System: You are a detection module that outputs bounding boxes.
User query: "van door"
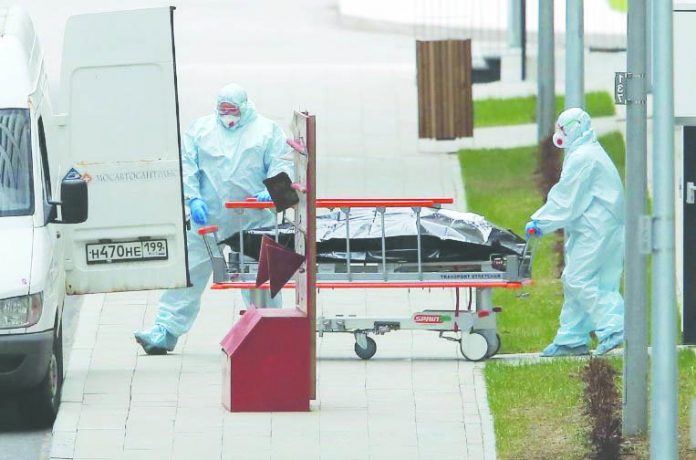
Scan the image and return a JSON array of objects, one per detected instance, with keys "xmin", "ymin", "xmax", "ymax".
[{"xmin": 57, "ymin": 7, "xmax": 189, "ymax": 294}]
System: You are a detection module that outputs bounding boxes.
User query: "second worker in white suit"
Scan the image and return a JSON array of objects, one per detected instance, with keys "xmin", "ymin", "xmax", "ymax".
[{"xmin": 525, "ymin": 108, "xmax": 625, "ymax": 357}]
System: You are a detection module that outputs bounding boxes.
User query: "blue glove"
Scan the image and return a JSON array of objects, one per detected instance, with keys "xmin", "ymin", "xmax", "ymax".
[
  {"xmin": 525, "ymin": 220, "xmax": 542, "ymax": 238},
  {"xmin": 254, "ymin": 190, "xmax": 272, "ymax": 202},
  {"xmin": 189, "ymin": 198, "xmax": 208, "ymax": 225}
]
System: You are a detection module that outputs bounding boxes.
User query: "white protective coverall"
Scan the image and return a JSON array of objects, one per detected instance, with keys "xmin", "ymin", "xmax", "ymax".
[
  {"xmin": 530, "ymin": 108, "xmax": 625, "ymax": 357},
  {"xmin": 135, "ymin": 83, "xmax": 292, "ymax": 354}
]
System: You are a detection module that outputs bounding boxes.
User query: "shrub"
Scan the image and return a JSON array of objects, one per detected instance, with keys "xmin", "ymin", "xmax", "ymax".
[{"xmin": 581, "ymin": 358, "xmax": 623, "ymax": 460}]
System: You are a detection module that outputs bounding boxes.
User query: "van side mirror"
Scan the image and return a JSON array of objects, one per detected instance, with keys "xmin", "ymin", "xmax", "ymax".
[{"xmin": 52, "ymin": 174, "xmax": 88, "ymax": 224}]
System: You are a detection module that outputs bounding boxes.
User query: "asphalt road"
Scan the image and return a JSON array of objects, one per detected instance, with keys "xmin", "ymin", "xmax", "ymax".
[{"xmin": 0, "ymin": 296, "xmax": 81, "ymax": 460}]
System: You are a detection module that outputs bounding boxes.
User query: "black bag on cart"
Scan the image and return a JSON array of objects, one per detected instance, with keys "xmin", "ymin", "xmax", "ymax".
[{"xmin": 223, "ymin": 208, "xmax": 526, "ymax": 265}]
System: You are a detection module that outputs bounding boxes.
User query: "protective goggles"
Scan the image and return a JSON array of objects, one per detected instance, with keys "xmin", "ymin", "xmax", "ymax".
[
  {"xmin": 556, "ymin": 118, "xmax": 580, "ymax": 136},
  {"xmin": 217, "ymin": 102, "xmax": 241, "ymax": 116}
]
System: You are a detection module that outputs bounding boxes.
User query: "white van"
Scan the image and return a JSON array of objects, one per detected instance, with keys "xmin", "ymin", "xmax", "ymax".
[{"xmin": 0, "ymin": 6, "xmax": 190, "ymax": 426}]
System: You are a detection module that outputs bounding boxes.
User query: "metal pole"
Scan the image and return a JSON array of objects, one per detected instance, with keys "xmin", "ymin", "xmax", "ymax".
[
  {"xmin": 379, "ymin": 208, "xmax": 387, "ymax": 280},
  {"xmin": 537, "ymin": 0, "xmax": 555, "ymax": 141},
  {"xmin": 623, "ymin": 0, "xmax": 649, "ymax": 437},
  {"xmin": 238, "ymin": 212, "xmax": 246, "ymax": 275},
  {"xmin": 508, "ymin": 0, "xmax": 522, "ymax": 47},
  {"xmin": 564, "ymin": 0, "xmax": 584, "ymax": 109},
  {"xmin": 521, "ymin": 0, "xmax": 527, "ymax": 81},
  {"xmin": 646, "ymin": 0, "xmax": 653, "ymax": 92},
  {"xmin": 415, "ymin": 207, "xmax": 423, "ymax": 280},
  {"xmin": 651, "ymin": 0, "xmax": 678, "ymax": 457},
  {"xmin": 344, "ymin": 208, "xmax": 351, "ymax": 281}
]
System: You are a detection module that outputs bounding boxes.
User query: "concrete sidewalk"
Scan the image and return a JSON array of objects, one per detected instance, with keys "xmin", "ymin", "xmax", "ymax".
[{"xmin": 50, "ymin": 286, "xmax": 496, "ymax": 460}]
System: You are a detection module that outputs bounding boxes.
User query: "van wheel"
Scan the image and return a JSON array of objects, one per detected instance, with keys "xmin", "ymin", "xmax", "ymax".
[{"xmin": 24, "ymin": 324, "xmax": 63, "ymax": 428}]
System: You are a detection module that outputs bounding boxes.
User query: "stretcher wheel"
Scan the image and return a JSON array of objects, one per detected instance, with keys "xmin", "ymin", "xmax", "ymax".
[
  {"xmin": 460, "ymin": 332, "xmax": 488, "ymax": 362},
  {"xmin": 354, "ymin": 337, "xmax": 377, "ymax": 360},
  {"xmin": 486, "ymin": 333, "xmax": 502, "ymax": 358}
]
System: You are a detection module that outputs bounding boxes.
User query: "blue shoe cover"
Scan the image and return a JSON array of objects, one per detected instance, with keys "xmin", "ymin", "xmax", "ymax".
[
  {"xmin": 134, "ymin": 324, "xmax": 178, "ymax": 355},
  {"xmin": 593, "ymin": 332, "xmax": 624, "ymax": 356},
  {"xmin": 541, "ymin": 343, "xmax": 589, "ymax": 357}
]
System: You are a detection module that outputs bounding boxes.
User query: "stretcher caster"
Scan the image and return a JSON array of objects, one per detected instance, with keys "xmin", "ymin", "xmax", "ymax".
[
  {"xmin": 486, "ymin": 333, "xmax": 502, "ymax": 358},
  {"xmin": 475, "ymin": 330, "xmax": 501, "ymax": 359},
  {"xmin": 354, "ymin": 336, "xmax": 377, "ymax": 360},
  {"xmin": 459, "ymin": 332, "xmax": 488, "ymax": 362}
]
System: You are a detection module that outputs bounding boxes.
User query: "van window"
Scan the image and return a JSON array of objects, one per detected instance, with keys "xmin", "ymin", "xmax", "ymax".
[
  {"xmin": 0, "ymin": 109, "xmax": 33, "ymax": 217},
  {"xmin": 37, "ymin": 117, "xmax": 55, "ymax": 222}
]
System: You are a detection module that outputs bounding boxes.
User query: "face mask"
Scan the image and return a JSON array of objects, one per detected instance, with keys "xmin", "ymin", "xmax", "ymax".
[
  {"xmin": 219, "ymin": 114, "xmax": 241, "ymax": 128},
  {"xmin": 552, "ymin": 130, "xmax": 567, "ymax": 148},
  {"xmin": 552, "ymin": 118, "xmax": 580, "ymax": 149}
]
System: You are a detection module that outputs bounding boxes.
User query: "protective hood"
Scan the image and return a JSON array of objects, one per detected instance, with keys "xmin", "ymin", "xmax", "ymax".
[
  {"xmin": 215, "ymin": 83, "xmax": 257, "ymax": 130},
  {"xmin": 554, "ymin": 107, "xmax": 597, "ymax": 152}
]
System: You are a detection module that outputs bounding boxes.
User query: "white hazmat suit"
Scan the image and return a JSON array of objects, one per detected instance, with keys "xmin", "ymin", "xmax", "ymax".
[
  {"xmin": 135, "ymin": 83, "xmax": 292, "ymax": 354},
  {"xmin": 527, "ymin": 108, "xmax": 625, "ymax": 357}
]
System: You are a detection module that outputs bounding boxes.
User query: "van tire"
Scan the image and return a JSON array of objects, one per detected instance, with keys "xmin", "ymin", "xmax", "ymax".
[{"xmin": 24, "ymin": 324, "xmax": 63, "ymax": 428}]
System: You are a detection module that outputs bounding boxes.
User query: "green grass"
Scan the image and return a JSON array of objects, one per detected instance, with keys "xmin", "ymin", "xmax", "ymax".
[
  {"xmin": 485, "ymin": 351, "xmax": 696, "ymax": 459},
  {"xmin": 676, "ymin": 350, "xmax": 696, "ymax": 458},
  {"xmin": 485, "ymin": 358, "xmax": 593, "ymax": 459},
  {"xmin": 459, "ymin": 132, "xmax": 626, "ymax": 353},
  {"xmin": 474, "ymin": 91, "xmax": 616, "ymax": 128},
  {"xmin": 608, "ymin": 0, "xmax": 628, "ymax": 13}
]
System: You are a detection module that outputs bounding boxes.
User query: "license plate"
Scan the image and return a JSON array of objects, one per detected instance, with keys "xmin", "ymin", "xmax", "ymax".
[{"xmin": 86, "ymin": 239, "xmax": 168, "ymax": 264}]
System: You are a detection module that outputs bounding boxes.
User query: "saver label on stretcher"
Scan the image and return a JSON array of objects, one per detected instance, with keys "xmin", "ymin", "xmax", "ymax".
[{"xmin": 413, "ymin": 314, "xmax": 452, "ymax": 324}]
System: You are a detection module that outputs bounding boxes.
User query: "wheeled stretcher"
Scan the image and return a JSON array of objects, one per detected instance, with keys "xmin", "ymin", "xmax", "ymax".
[{"xmin": 199, "ymin": 198, "xmax": 537, "ymax": 362}]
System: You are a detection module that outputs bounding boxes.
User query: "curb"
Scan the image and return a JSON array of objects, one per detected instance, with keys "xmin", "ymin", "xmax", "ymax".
[{"xmin": 50, "ymin": 294, "xmax": 104, "ymax": 460}]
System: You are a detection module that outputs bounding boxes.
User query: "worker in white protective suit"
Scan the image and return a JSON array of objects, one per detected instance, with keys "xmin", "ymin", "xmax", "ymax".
[
  {"xmin": 134, "ymin": 83, "xmax": 293, "ymax": 355},
  {"xmin": 525, "ymin": 108, "xmax": 625, "ymax": 357}
]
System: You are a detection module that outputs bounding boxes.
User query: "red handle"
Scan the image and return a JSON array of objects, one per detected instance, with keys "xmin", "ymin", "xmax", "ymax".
[
  {"xmin": 226, "ymin": 201, "xmax": 275, "ymax": 209},
  {"xmin": 318, "ymin": 197, "xmax": 453, "ymax": 205},
  {"xmin": 197, "ymin": 225, "xmax": 219, "ymax": 235},
  {"xmin": 225, "ymin": 197, "xmax": 455, "ymax": 209},
  {"xmin": 316, "ymin": 199, "xmax": 436, "ymax": 208}
]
